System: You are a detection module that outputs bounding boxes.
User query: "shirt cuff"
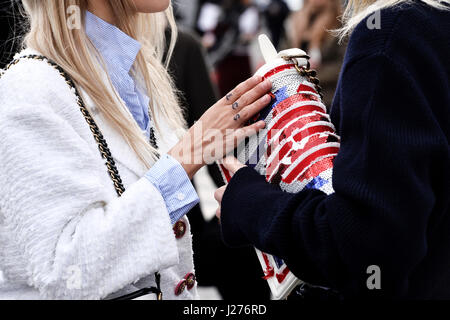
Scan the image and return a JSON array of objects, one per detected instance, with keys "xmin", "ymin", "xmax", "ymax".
[{"xmin": 145, "ymin": 154, "xmax": 199, "ymax": 225}]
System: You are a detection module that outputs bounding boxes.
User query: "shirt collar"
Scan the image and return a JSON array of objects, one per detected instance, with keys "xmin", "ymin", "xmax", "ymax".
[{"xmin": 85, "ymin": 10, "xmax": 141, "ymax": 73}]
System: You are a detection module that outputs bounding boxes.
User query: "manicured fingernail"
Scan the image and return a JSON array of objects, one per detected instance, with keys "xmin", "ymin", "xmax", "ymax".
[{"xmin": 263, "ymin": 94, "xmax": 271, "ymax": 102}]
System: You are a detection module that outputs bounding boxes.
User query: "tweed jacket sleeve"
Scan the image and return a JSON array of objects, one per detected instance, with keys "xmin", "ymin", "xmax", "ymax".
[{"xmin": 0, "ymin": 57, "xmax": 180, "ymax": 299}]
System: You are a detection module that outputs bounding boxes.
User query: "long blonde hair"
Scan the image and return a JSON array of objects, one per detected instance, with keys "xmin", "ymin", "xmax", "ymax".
[
  {"xmin": 20, "ymin": 0, "xmax": 186, "ymax": 166},
  {"xmin": 340, "ymin": 0, "xmax": 450, "ymax": 38}
]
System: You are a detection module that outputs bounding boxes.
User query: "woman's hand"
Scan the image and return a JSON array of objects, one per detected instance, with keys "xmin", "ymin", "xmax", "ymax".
[
  {"xmin": 214, "ymin": 157, "xmax": 246, "ymax": 219},
  {"xmin": 169, "ymin": 75, "xmax": 272, "ymax": 179}
]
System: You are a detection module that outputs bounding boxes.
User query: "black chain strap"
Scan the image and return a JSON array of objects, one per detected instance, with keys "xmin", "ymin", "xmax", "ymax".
[
  {"xmin": 1, "ymin": 54, "xmax": 163, "ymax": 300},
  {"xmin": 281, "ymin": 54, "xmax": 323, "ymax": 99}
]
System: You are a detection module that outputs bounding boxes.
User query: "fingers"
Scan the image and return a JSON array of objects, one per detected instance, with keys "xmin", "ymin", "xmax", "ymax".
[
  {"xmin": 233, "ymin": 79, "xmax": 272, "ymax": 111},
  {"xmin": 214, "ymin": 186, "xmax": 226, "ymax": 203},
  {"xmin": 233, "ymin": 120, "xmax": 266, "ymax": 145},
  {"xmin": 215, "ymin": 185, "xmax": 227, "ymax": 220},
  {"xmin": 222, "ymin": 156, "xmax": 246, "ymax": 175},
  {"xmin": 216, "ymin": 207, "xmax": 221, "ymax": 219},
  {"xmin": 230, "ymin": 120, "xmax": 265, "ymax": 151},
  {"xmin": 224, "ymin": 75, "xmax": 263, "ymax": 104},
  {"xmin": 239, "ymin": 94, "xmax": 272, "ymax": 121}
]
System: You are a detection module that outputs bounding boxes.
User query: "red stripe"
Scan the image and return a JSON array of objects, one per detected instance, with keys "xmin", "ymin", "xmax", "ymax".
[
  {"xmin": 263, "ymin": 253, "xmax": 271, "ymax": 267},
  {"xmin": 272, "ymin": 93, "xmax": 324, "ymax": 119},
  {"xmin": 269, "ymin": 123, "xmax": 333, "ymax": 151},
  {"xmin": 276, "ymin": 267, "xmax": 291, "ymax": 283},
  {"xmin": 261, "ymin": 252, "xmax": 290, "ymax": 283},
  {"xmin": 284, "ymin": 146, "xmax": 340, "ymax": 183},
  {"xmin": 298, "ymin": 156, "xmax": 336, "ymax": 182},
  {"xmin": 297, "ymin": 83, "xmax": 318, "ymax": 95},
  {"xmin": 261, "ymin": 253, "xmax": 275, "ymax": 280},
  {"xmin": 268, "ymin": 112, "xmax": 326, "ymax": 141},
  {"xmin": 267, "ymin": 135, "xmax": 330, "ymax": 180},
  {"xmin": 220, "ymin": 164, "xmax": 232, "ymax": 183},
  {"xmin": 268, "ymin": 103, "xmax": 325, "ymax": 140},
  {"xmin": 270, "ymin": 105, "xmax": 325, "ymax": 139},
  {"xmin": 292, "ymin": 125, "xmax": 334, "ymax": 143},
  {"xmin": 267, "ymin": 129, "xmax": 334, "ymax": 178},
  {"xmin": 262, "ymin": 64, "xmax": 295, "ymax": 79},
  {"xmin": 267, "ymin": 133, "xmax": 325, "ymax": 175}
]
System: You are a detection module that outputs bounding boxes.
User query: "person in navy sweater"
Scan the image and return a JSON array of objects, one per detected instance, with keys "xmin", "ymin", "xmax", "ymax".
[{"xmin": 214, "ymin": 0, "xmax": 450, "ymax": 299}]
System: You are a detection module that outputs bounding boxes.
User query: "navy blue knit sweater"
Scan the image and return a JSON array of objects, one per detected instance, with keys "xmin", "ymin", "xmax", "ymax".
[{"xmin": 220, "ymin": 1, "xmax": 450, "ymax": 299}]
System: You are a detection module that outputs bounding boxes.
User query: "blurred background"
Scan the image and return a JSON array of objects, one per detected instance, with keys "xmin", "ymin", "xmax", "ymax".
[{"xmin": 0, "ymin": 0, "xmax": 348, "ymax": 300}]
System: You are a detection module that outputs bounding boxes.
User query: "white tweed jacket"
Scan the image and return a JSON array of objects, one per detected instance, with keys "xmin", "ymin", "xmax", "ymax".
[{"xmin": 0, "ymin": 48, "xmax": 197, "ymax": 300}]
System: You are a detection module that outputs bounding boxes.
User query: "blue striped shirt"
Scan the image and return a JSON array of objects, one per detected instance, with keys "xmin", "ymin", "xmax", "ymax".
[{"xmin": 85, "ymin": 11, "xmax": 199, "ymax": 224}]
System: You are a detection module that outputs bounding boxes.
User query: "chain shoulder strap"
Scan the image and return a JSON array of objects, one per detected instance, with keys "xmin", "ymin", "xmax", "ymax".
[
  {"xmin": 3, "ymin": 54, "xmax": 128, "ymax": 196},
  {"xmin": 1, "ymin": 54, "xmax": 163, "ymax": 300},
  {"xmin": 281, "ymin": 54, "xmax": 323, "ymax": 99}
]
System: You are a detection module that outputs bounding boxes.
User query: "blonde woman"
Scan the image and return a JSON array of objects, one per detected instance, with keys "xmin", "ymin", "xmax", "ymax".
[
  {"xmin": 0, "ymin": 0, "xmax": 272, "ymax": 299},
  {"xmin": 215, "ymin": 0, "xmax": 450, "ymax": 299}
]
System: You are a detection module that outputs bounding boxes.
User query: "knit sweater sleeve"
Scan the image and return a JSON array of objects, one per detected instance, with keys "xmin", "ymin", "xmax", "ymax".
[
  {"xmin": 220, "ymin": 51, "xmax": 446, "ymax": 298},
  {"xmin": 0, "ymin": 64, "xmax": 180, "ymax": 299}
]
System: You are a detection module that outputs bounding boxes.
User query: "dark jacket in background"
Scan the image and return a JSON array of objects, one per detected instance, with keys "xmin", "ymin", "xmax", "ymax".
[{"xmin": 0, "ymin": 0, "xmax": 22, "ymax": 69}]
